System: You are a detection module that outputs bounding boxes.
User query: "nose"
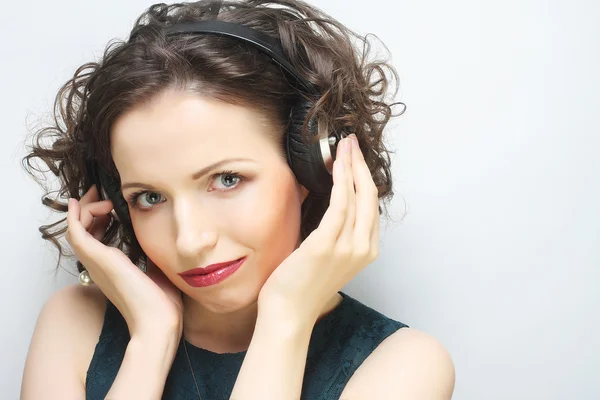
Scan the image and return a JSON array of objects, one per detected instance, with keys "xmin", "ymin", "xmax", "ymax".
[{"xmin": 173, "ymin": 196, "xmax": 217, "ymax": 260}]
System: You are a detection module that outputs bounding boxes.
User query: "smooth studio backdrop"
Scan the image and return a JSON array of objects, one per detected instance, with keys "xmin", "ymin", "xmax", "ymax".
[{"xmin": 2, "ymin": 0, "xmax": 599, "ymax": 398}]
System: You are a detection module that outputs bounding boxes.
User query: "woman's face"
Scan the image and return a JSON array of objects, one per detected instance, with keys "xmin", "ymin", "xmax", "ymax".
[{"xmin": 111, "ymin": 88, "xmax": 309, "ymax": 312}]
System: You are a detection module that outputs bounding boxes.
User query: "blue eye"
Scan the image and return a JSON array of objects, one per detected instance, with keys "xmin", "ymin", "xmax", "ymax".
[
  {"xmin": 126, "ymin": 170, "xmax": 245, "ymax": 211},
  {"xmin": 212, "ymin": 170, "xmax": 242, "ymax": 190},
  {"xmin": 131, "ymin": 192, "xmax": 164, "ymax": 209},
  {"xmin": 125, "ymin": 190, "xmax": 165, "ymax": 211}
]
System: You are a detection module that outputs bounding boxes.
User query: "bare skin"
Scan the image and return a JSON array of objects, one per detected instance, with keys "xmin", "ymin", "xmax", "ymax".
[{"xmin": 21, "ymin": 89, "xmax": 454, "ymax": 399}]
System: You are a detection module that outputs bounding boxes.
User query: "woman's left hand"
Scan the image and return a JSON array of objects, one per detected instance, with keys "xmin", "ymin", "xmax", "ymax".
[{"xmin": 259, "ymin": 134, "xmax": 380, "ymax": 325}]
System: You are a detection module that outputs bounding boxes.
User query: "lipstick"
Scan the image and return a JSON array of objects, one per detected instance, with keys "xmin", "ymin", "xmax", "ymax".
[{"xmin": 178, "ymin": 257, "xmax": 246, "ymax": 288}]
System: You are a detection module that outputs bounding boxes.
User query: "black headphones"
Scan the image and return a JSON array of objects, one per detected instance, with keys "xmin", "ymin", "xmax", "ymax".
[{"xmin": 86, "ymin": 20, "xmax": 345, "ymax": 236}]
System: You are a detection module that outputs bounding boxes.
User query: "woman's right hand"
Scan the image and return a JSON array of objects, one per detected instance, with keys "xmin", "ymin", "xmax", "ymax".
[{"xmin": 65, "ymin": 184, "xmax": 183, "ymax": 340}]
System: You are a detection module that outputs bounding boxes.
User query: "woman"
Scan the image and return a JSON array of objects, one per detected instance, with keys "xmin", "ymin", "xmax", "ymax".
[{"xmin": 21, "ymin": 0, "xmax": 455, "ymax": 398}]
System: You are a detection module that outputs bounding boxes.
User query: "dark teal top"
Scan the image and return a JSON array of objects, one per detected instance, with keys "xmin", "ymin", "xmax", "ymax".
[{"xmin": 85, "ymin": 291, "xmax": 408, "ymax": 399}]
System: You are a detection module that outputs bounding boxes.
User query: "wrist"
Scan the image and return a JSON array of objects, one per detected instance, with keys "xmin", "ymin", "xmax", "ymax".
[
  {"xmin": 129, "ymin": 333, "xmax": 179, "ymax": 377},
  {"xmin": 257, "ymin": 297, "xmax": 316, "ymax": 338},
  {"xmin": 130, "ymin": 327, "xmax": 181, "ymax": 361},
  {"xmin": 131, "ymin": 317, "xmax": 182, "ymax": 342},
  {"xmin": 231, "ymin": 299, "xmax": 314, "ymax": 399}
]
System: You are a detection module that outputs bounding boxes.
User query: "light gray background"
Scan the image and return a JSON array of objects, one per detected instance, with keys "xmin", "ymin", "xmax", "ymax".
[{"xmin": 2, "ymin": 0, "xmax": 599, "ymax": 399}]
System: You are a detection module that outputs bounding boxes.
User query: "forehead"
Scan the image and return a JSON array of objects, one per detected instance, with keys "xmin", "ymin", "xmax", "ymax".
[{"xmin": 110, "ymin": 89, "xmax": 280, "ymax": 166}]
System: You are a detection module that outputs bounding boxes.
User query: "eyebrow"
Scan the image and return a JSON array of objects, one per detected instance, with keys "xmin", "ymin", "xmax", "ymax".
[{"xmin": 120, "ymin": 157, "xmax": 254, "ymax": 191}]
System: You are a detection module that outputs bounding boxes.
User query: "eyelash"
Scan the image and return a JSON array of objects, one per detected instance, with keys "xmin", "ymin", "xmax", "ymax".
[{"xmin": 126, "ymin": 170, "xmax": 244, "ymax": 211}]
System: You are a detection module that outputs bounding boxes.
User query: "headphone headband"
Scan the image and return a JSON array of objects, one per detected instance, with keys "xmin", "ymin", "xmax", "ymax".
[{"xmin": 129, "ymin": 19, "xmax": 318, "ymax": 96}]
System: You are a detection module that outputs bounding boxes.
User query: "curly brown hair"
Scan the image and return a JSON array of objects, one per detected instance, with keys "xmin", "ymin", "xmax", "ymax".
[{"xmin": 21, "ymin": 0, "xmax": 405, "ymax": 275}]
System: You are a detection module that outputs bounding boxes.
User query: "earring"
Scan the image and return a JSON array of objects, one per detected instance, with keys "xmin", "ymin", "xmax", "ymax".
[{"xmin": 79, "ymin": 269, "xmax": 93, "ymax": 286}]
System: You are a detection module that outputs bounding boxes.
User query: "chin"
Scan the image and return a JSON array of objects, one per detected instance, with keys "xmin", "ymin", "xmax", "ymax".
[{"xmin": 191, "ymin": 284, "xmax": 262, "ymax": 314}]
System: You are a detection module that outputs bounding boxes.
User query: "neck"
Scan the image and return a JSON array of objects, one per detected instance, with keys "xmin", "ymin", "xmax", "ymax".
[{"xmin": 181, "ymin": 294, "xmax": 259, "ymax": 354}]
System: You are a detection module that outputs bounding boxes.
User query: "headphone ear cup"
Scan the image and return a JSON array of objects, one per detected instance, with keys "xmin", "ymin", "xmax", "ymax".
[
  {"xmin": 286, "ymin": 98, "xmax": 336, "ymax": 196},
  {"xmin": 97, "ymin": 184, "xmax": 120, "ymax": 222},
  {"xmin": 95, "ymin": 163, "xmax": 133, "ymax": 230},
  {"xmin": 86, "ymin": 161, "xmax": 149, "ymax": 268}
]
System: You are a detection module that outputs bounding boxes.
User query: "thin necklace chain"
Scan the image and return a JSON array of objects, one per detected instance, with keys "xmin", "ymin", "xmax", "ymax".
[{"xmin": 181, "ymin": 336, "xmax": 202, "ymax": 400}]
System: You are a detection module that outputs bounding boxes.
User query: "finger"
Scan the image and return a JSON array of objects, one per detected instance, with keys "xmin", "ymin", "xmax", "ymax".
[
  {"xmin": 350, "ymin": 136, "xmax": 379, "ymax": 249},
  {"xmin": 370, "ymin": 211, "xmax": 380, "ymax": 260},
  {"xmin": 67, "ymin": 198, "xmax": 130, "ymax": 287},
  {"xmin": 89, "ymin": 214, "xmax": 112, "ymax": 241},
  {"xmin": 79, "ymin": 200, "xmax": 114, "ymax": 232},
  {"xmin": 78, "ymin": 184, "xmax": 112, "ymax": 227},
  {"xmin": 66, "ymin": 198, "xmax": 103, "ymax": 253},
  {"xmin": 309, "ymin": 138, "xmax": 350, "ymax": 248},
  {"xmin": 337, "ymin": 136, "xmax": 356, "ymax": 246},
  {"xmin": 79, "ymin": 184, "xmax": 100, "ymax": 205}
]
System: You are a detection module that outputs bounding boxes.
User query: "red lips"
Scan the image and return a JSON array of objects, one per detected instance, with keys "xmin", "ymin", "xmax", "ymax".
[
  {"xmin": 179, "ymin": 257, "xmax": 245, "ymax": 276},
  {"xmin": 178, "ymin": 257, "xmax": 246, "ymax": 288}
]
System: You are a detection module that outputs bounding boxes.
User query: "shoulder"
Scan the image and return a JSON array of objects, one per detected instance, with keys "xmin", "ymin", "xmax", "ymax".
[
  {"xmin": 46, "ymin": 284, "xmax": 108, "ymax": 379},
  {"xmin": 21, "ymin": 283, "xmax": 107, "ymax": 397},
  {"xmin": 340, "ymin": 328, "xmax": 455, "ymax": 399}
]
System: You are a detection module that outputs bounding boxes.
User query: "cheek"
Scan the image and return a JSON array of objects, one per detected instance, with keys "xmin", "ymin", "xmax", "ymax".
[
  {"xmin": 130, "ymin": 216, "xmax": 170, "ymax": 267},
  {"xmin": 240, "ymin": 177, "xmax": 301, "ymax": 237},
  {"xmin": 241, "ymin": 177, "xmax": 304, "ymax": 272}
]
